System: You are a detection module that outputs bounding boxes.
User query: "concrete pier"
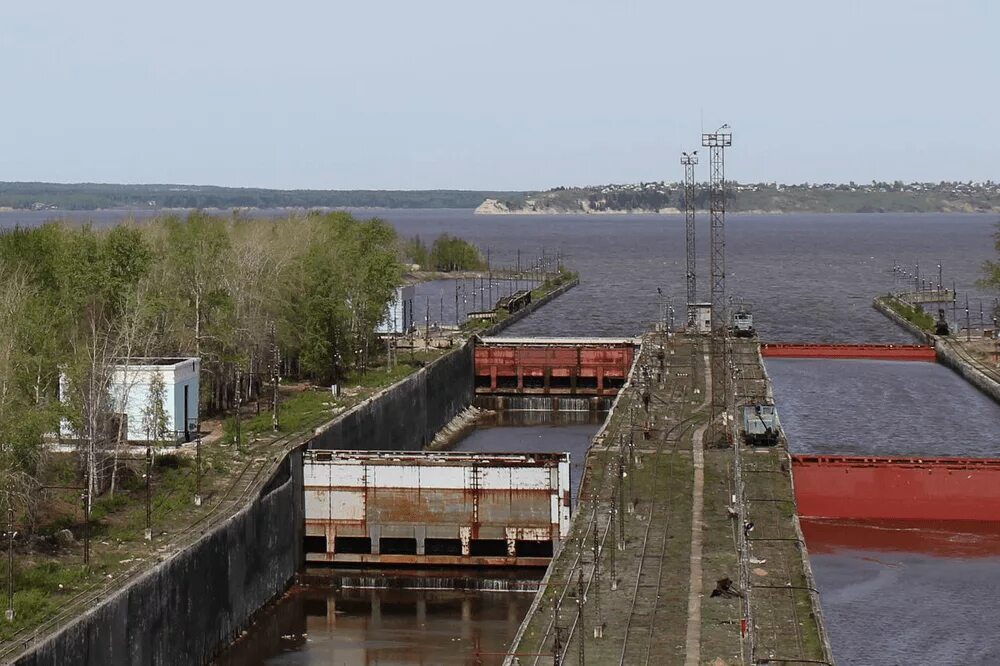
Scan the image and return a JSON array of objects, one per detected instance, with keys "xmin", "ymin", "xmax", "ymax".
[{"xmin": 505, "ymin": 335, "xmax": 832, "ymax": 666}]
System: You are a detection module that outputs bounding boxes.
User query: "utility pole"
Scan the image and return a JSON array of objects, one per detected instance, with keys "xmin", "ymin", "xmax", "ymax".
[
  {"xmin": 455, "ymin": 281, "xmax": 460, "ymax": 326},
  {"xmin": 6, "ymin": 505, "xmax": 14, "ymax": 621},
  {"xmin": 682, "ymin": 150, "xmax": 699, "ymax": 326},
  {"xmin": 703, "ymin": 125, "xmax": 732, "ymax": 445},
  {"xmin": 953, "ymin": 280, "xmax": 958, "ymax": 330},
  {"xmin": 234, "ymin": 367, "xmax": 242, "ymax": 449},
  {"xmin": 591, "ymin": 496, "xmax": 601, "ymax": 638},
  {"xmin": 194, "ymin": 429, "xmax": 203, "ymax": 507},
  {"xmin": 271, "ymin": 323, "xmax": 280, "ymax": 432},
  {"xmin": 144, "ymin": 447, "xmax": 152, "ymax": 541},
  {"xmin": 576, "ymin": 567, "xmax": 585, "ymax": 666},
  {"xmin": 82, "ymin": 468, "xmax": 90, "ymax": 567},
  {"xmin": 966, "ymin": 294, "xmax": 971, "ymax": 342}
]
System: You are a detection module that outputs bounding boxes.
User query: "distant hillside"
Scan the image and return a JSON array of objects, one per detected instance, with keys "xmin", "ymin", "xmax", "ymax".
[
  {"xmin": 476, "ymin": 181, "xmax": 1000, "ymax": 214},
  {"xmin": 0, "ymin": 182, "xmax": 530, "ymax": 211}
]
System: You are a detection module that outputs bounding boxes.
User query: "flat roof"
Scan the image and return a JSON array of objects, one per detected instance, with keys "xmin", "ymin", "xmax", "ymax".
[
  {"xmin": 478, "ymin": 336, "xmax": 639, "ymax": 346},
  {"xmin": 117, "ymin": 357, "xmax": 198, "ymax": 368}
]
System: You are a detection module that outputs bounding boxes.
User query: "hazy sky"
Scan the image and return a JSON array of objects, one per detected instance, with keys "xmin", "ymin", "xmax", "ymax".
[{"xmin": 1, "ymin": 1, "xmax": 996, "ymax": 190}]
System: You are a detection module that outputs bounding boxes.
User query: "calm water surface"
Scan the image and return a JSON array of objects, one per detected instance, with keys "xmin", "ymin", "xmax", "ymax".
[
  {"xmin": 770, "ymin": 359, "xmax": 1000, "ymax": 664},
  {"xmin": 215, "ymin": 587, "xmax": 531, "ymax": 666},
  {"xmin": 216, "ymin": 420, "xmax": 599, "ymax": 665},
  {"xmin": 767, "ymin": 358, "xmax": 1000, "ymax": 457},
  {"xmin": 803, "ymin": 520, "xmax": 1000, "ymax": 666}
]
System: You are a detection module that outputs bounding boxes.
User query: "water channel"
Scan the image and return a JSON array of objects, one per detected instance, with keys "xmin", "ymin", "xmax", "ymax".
[
  {"xmin": 767, "ymin": 358, "xmax": 1000, "ymax": 665},
  {"xmin": 217, "ymin": 416, "xmax": 602, "ymax": 665}
]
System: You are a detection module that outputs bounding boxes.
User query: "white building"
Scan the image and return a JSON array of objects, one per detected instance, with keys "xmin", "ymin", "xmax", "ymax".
[
  {"xmin": 60, "ymin": 357, "xmax": 200, "ymax": 444},
  {"xmin": 377, "ymin": 285, "xmax": 415, "ymax": 334},
  {"xmin": 688, "ymin": 303, "xmax": 713, "ymax": 334}
]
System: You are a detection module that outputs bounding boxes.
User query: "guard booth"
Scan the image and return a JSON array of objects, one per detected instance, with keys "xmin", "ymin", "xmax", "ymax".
[{"xmin": 688, "ymin": 302, "xmax": 712, "ymax": 334}]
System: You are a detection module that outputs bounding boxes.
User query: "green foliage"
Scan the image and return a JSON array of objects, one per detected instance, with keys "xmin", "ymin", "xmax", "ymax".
[
  {"xmin": 885, "ymin": 296, "xmax": 936, "ymax": 331},
  {"xmin": 141, "ymin": 372, "xmax": 170, "ymax": 444},
  {"xmin": 978, "ymin": 222, "xmax": 1000, "ymax": 301},
  {"xmin": 429, "ymin": 234, "xmax": 486, "ymax": 272},
  {"xmin": 400, "ymin": 235, "xmax": 429, "ymax": 267}
]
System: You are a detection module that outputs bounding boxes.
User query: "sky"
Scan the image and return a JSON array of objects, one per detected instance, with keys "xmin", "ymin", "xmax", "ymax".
[{"xmin": 0, "ymin": 1, "xmax": 997, "ymax": 190}]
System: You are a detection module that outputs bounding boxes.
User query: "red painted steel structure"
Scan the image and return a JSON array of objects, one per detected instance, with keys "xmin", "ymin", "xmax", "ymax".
[
  {"xmin": 474, "ymin": 338, "xmax": 636, "ymax": 395},
  {"xmin": 792, "ymin": 454, "xmax": 1000, "ymax": 521},
  {"xmin": 761, "ymin": 343, "xmax": 936, "ymax": 362}
]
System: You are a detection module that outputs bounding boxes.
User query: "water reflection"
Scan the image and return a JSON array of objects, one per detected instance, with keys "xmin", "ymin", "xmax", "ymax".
[
  {"xmin": 215, "ymin": 587, "xmax": 534, "ymax": 665},
  {"xmin": 803, "ymin": 520, "xmax": 1000, "ymax": 665}
]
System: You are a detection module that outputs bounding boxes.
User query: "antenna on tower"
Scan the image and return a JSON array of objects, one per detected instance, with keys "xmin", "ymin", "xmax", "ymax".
[{"xmin": 681, "ymin": 150, "xmax": 699, "ymax": 327}]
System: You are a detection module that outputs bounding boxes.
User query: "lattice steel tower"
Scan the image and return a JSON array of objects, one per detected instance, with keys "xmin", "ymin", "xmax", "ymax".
[
  {"xmin": 681, "ymin": 151, "xmax": 699, "ymax": 326},
  {"xmin": 702, "ymin": 126, "xmax": 732, "ymax": 443}
]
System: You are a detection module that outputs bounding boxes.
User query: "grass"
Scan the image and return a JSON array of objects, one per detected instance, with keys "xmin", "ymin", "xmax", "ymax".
[
  {"xmin": 883, "ymin": 295, "xmax": 936, "ymax": 330},
  {"xmin": 220, "ymin": 349, "xmax": 446, "ymax": 444}
]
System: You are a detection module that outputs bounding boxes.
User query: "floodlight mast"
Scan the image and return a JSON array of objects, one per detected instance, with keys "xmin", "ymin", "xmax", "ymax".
[
  {"xmin": 702, "ymin": 126, "xmax": 732, "ymax": 445},
  {"xmin": 681, "ymin": 151, "xmax": 699, "ymax": 326}
]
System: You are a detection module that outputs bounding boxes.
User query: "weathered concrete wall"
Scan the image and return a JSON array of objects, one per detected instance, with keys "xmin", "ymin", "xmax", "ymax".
[
  {"xmin": 309, "ymin": 340, "xmax": 474, "ymax": 451},
  {"xmin": 482, "ymin": 277, "xmax": 578, "ymax": 337},
  {"xmin": 872, "ymin": 296, "xmax": 933, "ymax": 342},
  {"xmin": 936, "ymin": 338, "xmax": 1000, "ymax": 404},
  {"xmin": 15, "ymin": 449, "xmax": 305, "ymax": 666},
  {"xmin": 874, "ymin": 297, "xmax": 1000, "ymax": 404}
]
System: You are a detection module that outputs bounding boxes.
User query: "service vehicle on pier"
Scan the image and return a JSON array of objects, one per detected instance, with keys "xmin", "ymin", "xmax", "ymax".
[{"xmin": 742, "ymin": 404, "xmax": 781, "ymax": 446}]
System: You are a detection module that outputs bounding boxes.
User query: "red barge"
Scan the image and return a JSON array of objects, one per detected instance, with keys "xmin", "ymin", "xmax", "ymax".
[
  {"xmin": 792, "ymin": 454, "xmax": 1000, "ymax": 522},
  {"xmin": 761, "ymin": 343, "xmax": 937, "ymax": 362}
]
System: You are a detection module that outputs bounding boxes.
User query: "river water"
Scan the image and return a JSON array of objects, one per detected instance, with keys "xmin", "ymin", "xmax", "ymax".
[
  {"xmin": 767, "ymin": 358, "xmax": 1000, "ymax": 458},
  {"xmin": 766, "ymin": 357, "xmax": 1000, "ymax": 665}
]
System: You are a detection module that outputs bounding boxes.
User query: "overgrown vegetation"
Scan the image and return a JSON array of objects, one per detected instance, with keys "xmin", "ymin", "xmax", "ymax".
[
  {"xmin": 979, "ymin": 222, "xmax": 1000, "ymax": 317},
  {"xmin": 427, "ymin": 234, "xmax": 487, "ymax": 271},
  {"xmin": 884, "ymin": 295, "xmax": 936, "ymax": 330},
  {"xmin": 0, "ymin": 210, "xmax": 502, "ymax": 644},
  {"xmin": 0, "ymin": 210, "xmax": 405, "ymax": 541}
]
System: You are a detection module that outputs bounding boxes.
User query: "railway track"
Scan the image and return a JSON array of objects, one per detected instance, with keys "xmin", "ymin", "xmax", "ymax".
[
  {"xmin": 946, "ymin": 337, "xmax": 1000, "ymax": 385},
  {"xmin": 0, "ymin": 428, "xmax": 308, "ymax": 664},
  {"xmin": 521, "ymin": 337, "xmax": 704, "ymax": 666},
  {"xmin": 618, "ymin": 418, "xmax": 695, "ymax": 666}
]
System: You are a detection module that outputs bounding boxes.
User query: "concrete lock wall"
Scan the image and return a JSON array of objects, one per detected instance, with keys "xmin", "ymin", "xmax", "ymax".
[
  {"xmin": 14, "ymin": 343, "xmax": 475, "ymax": 665},
  {"xmin": 15, "ymin": 449, "xmax": 304, "ymax": 666},
  {"xmin": 310, "ymin": 339, "xmax": 474, "ymax": 452}
]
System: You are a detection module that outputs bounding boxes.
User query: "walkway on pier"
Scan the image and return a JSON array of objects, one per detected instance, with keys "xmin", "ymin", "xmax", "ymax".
[{"xmin": 506, "ymin": 335, "xmax": 831, "ymax": 666}]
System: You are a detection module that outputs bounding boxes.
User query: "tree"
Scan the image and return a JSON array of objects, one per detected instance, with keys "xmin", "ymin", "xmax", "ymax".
[
  {"xmin": 429, "ymin": 234, "xmax": 486, "ymax": 272},
  {"xmin": 141, "ymin": 371, "xmax": 170, "ymax": 447},
  {"xmin": 980, "ymin": 221, "xmax": 1000, "ymax": 317}
]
